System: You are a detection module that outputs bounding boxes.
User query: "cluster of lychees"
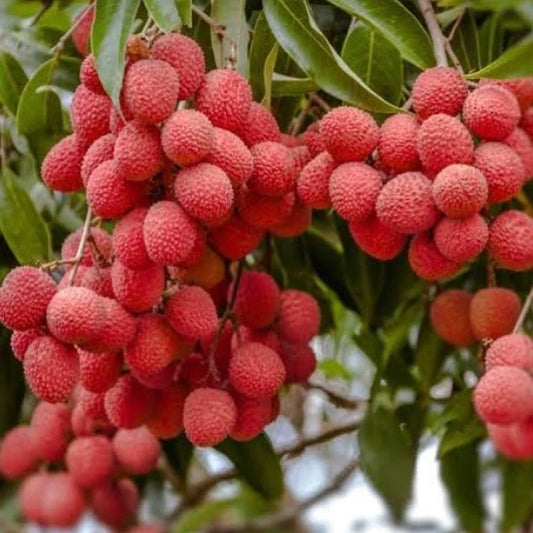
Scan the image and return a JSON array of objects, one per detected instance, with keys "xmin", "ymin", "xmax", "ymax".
[
  {"xmin": 0, "ymin": 8, "xmax": 322, "ymax": 529},
  {"xmin": 297, "ymin": 66, "xmax": 533, "ymax": 277}
]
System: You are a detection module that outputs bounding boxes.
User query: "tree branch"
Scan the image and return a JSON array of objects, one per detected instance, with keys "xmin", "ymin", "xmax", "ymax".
[
  {"xmin": 416, "ymin": 0, "xmax": 448, "ymax": 67},
  {"xmin": 514, "ymin": 286, "xmax": 533, "ymax": 333},
  {"xmin": 68, "ymin": 208, "xmax": 92, "ymax": 284},
  {"xmin": 30, "ymin": 0, "xmax": 53, "ymax": 26},
  {"xmin": 304, "ymin": 382, "xmax": 364, "ymax": 410}
]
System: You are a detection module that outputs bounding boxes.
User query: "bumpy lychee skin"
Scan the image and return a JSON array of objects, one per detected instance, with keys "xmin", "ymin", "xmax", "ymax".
[
  {"xmin": 61, "ymin": 227, "xmax": 113, "ymax": 267},
  {"xmin": 111, "ymin": 260, "xmax": 165, "ymax": 313},
  {"xmin": 10, "ymin": 328, "xmax": 43, "ymax": 361},
  {"xmin": 349, "ymin": 215, "xmax": 407, "ymax": 261},
  {"xmin": 231, "ymin": 272, "xmax": 280, "ymax": 330},
  {"xmin": 183, "ymin": 388, "xmax": 237, "ymax": 446},
  {"xmin": 175, "ymin": 163, "xmax": 234, "ymax": 227},
  {"xmin": 91, "ymin": 478, "xmax": 139, "ymax": 529},
  {"xmin": 238, "ymin": 101, "xmax": 281, "ymax": 147},
  {"xmin": 278, "ymin": 290, "xmax": 321, "ymax": 343},
  {"xmin": 147, "ymin": 384, "xmax": 188, "ymax": 439},
  {"xmin": 378, "ymin": 114, "xmax": 421, "ymax": 172},
  {"xmin": 31, "ymin": 402, "xmax": 71, "ymax": 461},
  {"xmin": 113, "ymin": 207, "xmax": 151, "ymax": 270},
  {"xmin": 412, "ymin": 67, "xmax": 468, "ymax": 119},
  {"xmin": 463, "ymin": 85, "xmax": 521, "ymax": 141},
  {"xmin": 24, "ymin": 336, "xmax": 78, "ymax": 402},
  {"xmin": 69, "ymin": 265, "xmax": 114, "ymax": 298},
  {"xmin": 297, "ymin": 152, "xmax": 336, "ymax": 209},
  {"xmin": 329, "ymin": 162, "xmax": 382, "ymax": 222},
  {"xmin": 248, "ymin": 141, "xmax": 298, "ymax": 197},
  {"xmin": 417, "ymin": 114, "xmax": 474, "ymax": 174},
  {"xmin": 196, "ymin": 69, "xmax": 252, "ymax": 133},
  {"xmin": 87, "ymin": 160, "xmax": 145, "ymax": 218},
  {"xmin": 47, "ymin": 286, "xmax": 105, "ymax": 345},
  {"xmin": 143, "ymin": 201, "xmax": 198, "ymax": 266},
  {"xmin": 162, "ymin": 110, "xmax": 214, "ymax": 166},
  {"xmin": 176, "ymin": 227, "xmax": 207, "ymax": 269},
  {"xmin": 113, "ymin": 427, "xmax": 161, "ymax": 474},
  {"xmin": 230, "ymin": 342, "xmax": 286, "ymax": 398},
  {"xmin": 470, "ymin": 287, "xmax": 521, "ymax": 340},
  {"xmin": 19, "ymin": 472, "xmax": 49, "ymax": 524},
  {"xmin": 474, "ymin": 366, "xmax": 533, "ymax": 424},
  {"xmin": 72, "ymin": 5, "xmax": 94, "ymax": 56},
  {"xmin": 66, "ymin": 435, "xmax": 114, "ymax": 488},
  {"xmin": 488, "ymin": 210, "xmax": 533, "ymax": 271},
  {"xmin": 486, "ymin": 333, "xmax": 533, "ymax": 371},
  {"xmin": 105, "ymin": 375, "xmax": 154, "ymax": 429},
  {"xmin": 376, "ymin": 172, "xmax": 439, "ymax": 234},
  {"xmin": 165, "ymin": 286, "xmax": 218, "ymax": 341},
  {"xmin": 114, "ymin": 121, "xmax": 164, "ymax": 181},
  {"xmin": 292, "ymin": 143, "xmax": 313, "ymax": 172},
  {"xmin": 473, "ymin": 142, "xmax": 525, "ymax": 203},
  {"xmin": 81, "ymin": 133, "xmax": 115, "ymax": 186},
  {"xmin": 281, "ymin": 342, "xmax": 317, "ymax": 383},
  {"xmin": 270, "ymin": 201, "xmax": 311, "ymax": 238},
  {"xmin": 78, "ymin": 348, "xmax": 122, "ymax": 393},
  {"xmin": 41, "ymin": 133, "xmax": 85, "ymax": 192},
  {"xmin": 80, "ymin": 54, "xmax": 105, "ymax": 94},
  {"xmin": 205, "ymin": 127, "xmax": 254, "ymax": 187},
  {"xmin": 178, "ymin": 246, "xmax": 225, "ymax": 290},
  {"xmin": 0, "ymin": 266, "xmax": 56, "ymax": 331},
  {"xmin": 151, "ymin": 33, "xmax": 205, "ymax": 100},
  {"xmin": 42, "ymin": 473, "xmax": 85, "ymax": 527},
  {"xmin": 504, "ymin": 128, "xmax": 533, "ymax": 178},
  {"xmin": 304, "ymin": 122, "xmax": 326, "ymax": 157},
  {"xmin": 521, "ymin": 107, "xmax": 533, "ymax": 138},
  {"xmin": 123, "ymin": 59, "xmax": 179, "ymax": 124},
  {"xmin": 230, "ymin": 395, "xmax": 273, "ymax": 442},
  {"xmin": 71, "ymin": 84, "xmax": 111, "ymax": 147},
  {"xmin": 430, "ymin": 290, "xmax": 475, "ymax": 347},
  {"xmin": 432, "ymin": 164, "xmax": 488, "ymax": 218},
  {"xmin": 434, "ymin": 214, "xmax": 489, "ymax": 262},
  {"xmin": 0, "ymin": 426, "xmax": 38, "ymax": 479},
  {"xmin": 408, "ymin": 233, "xmax": 462, "ymax": 281},
  {"xmin": 210, "ymin": 215, "xmax": 263, "ymax": 260},
  {"xmin": 320, "ymin": 106, "xmax": 379, "ymax": 162},
  {"xmin": 125, "ymin": 314, "xmax": 181, "ymax": 377},
  {"xmin": 237, "ymin": 187, "xmax": 294, "ymax": 230},
  {"xmin": 482, "ymin": 77, "xmax": 533, "ymax": 110}
]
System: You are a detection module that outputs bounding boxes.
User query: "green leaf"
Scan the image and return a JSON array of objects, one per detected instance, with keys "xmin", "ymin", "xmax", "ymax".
[
  {"xmin": 144, "ymin": 0, "xmax": 181, "ymax": 32},
  {"xmin": 341, "ymin": 23, "xmax": 403, "ymax": 105},
  {"xmin": 249, "ymin": 11, "xmax": 277, "ymax": 101},
  {"xmin": 477, "ymin": 13, "xmax": 503, "ymax": 68},
  {"xmin": 0, "ymin": 167, "xmax": 51, "ymax": 264},
  {"xmin": 358, "ymin": 407, "xmax": 416, "ymax": 521},
  {"xmin": 501, "ymin": 460, "xmax": 533, "ymax": 532},
  {"xmin": 172, "ymin": 498, "xmax": 237, "ymax": 533},
  {"xmin": 326, "ymin": 0, "xmax": 435, "ymax": 69},
  {"xmin": 261, "ymin": 43, "xmax": 279, "ymax": 108},
  {"xmin": 0, "ymin": 52, "xmax": 27, "ymax": 117},
  {"xmin": 271, "ymin": 74, "xmax": 319, "ymax": 96},
  {"xmin": 438, "ymin": 417, "xmax": 486, "ymax": 458},
  {"xmin": 440, "ymin": 443, "xmax": 485, "ymax": 533},
  {"xmin": 382, "ymin": 302, "xmax": 422, "ymax": 363},
  {"xmin": 263, "ymin": 0, "xmax": 400, "ymax": 113},
  {"xmin": 210, "ymin": 0, "xmax": 249, "ymax": 77},
  {"xmin": 162, "ymin": 434, "xmax": 194, "ymax": 485},
  {"xmin": 451, "ymin": 11, "xmax": 481, "ymax": 73},
  {"xmin": 467, "ymin": 34, "xmax": 533, "ymax": 79},
  {"xmin": 176, "ymin": 0, "xmax": 192, "ymax": 27},
  {"xmin": 415, "ymin": 315, "xmax": 448, "ymax": 391},
  {"xmin": 91, "ymin": 0, "xmax": 141, "ymax": 107},
  {"xmin": 318, "ymin": 358, "xmax": 352, "ymax": 380},
  {"xmin": 215, "ymin": 434, "xmax": 284, "ymax": 500}
]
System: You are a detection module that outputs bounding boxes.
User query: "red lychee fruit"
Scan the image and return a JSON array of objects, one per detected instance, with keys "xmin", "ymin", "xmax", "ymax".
[
  {"xmin": 432, "ymin": 164, "xmax": 488, "ymax": 218},
  {"xmin": 183, "ymin": 388, "xmax": 237, "ymax": 446},
  {"xmin": 470, "ymin": 287, "xmax": 521, "ymax": 340},
  {"xmin": 78, "ymin": 348, "xmax": 122, "ymax": 393},
  {"xmin": 278, "ymin": 289, "xmax": 321, "ymax": 343},
  {"xmin": 280, "ymin": 342, "xmax": 317, "ymax": 383},
  {"xmin": 81, "ymin": 133, "xmax": 115, "ymax": 186},
  {"xmin": 378, "ymin": 114, "xmax": 421, "ymax": 172},
  {"xmin": 412, "ymin": 66, "xmax": 468, "ymax": 119},
  {"xmin": 41, "ymin": 133, "xmax": 85, "ymax": 192},
  {"xmin": 237, "ymin": 187, "xmax": 294, "ymax": 230},
  {"xmin": 112, "ymin": 207, "xmax": 151, "ymax": 270},
  {"xmin": 90, "ymin": 478, "xmax": 139, "ymax": 529},
  {"xmin": 147, "ymin": 384, "xmax": 188, "ymax": 439},
  {"xmin": 151, "ymin": 33, "xmax": 206, "ymax": 100},
  {"xmin": 349, "ymin": 215, "xmax": 407, "ymax": 260},
  {"xmin": 0, "ymin": 426, "xmax": 38, "ymax": 479},
  {"xmin": 376, "ymin": 171, "xmax": 439, "ymax": 234},
  {"xmin": 230, "ymin": 395, "xmax": 273, "ymax": 441},
  {"xmin": 19, "ymin": 472, "xmax": 49, "ymax": 524},
  {"xmin": 320, "ymin": 106, "xmax": 379, "ymax": 162},
  {"xmin": 113, "ymin": 426, "xmax": 161, "ymax": 474},
  {"xmin": 297, "ymin": 152, "xmax": 336, "ymax": 209},
  {"xmin": 303, "ymin": 122, "xmax": 326, "ymax": 157},
  {"xmin": 41, "ymin": 473, "xmax": 85, "ymax": 527},
  {"xmin": 209, "ymin": 215, "xmax": 263, "ymax": 260},
  {"xmin": 238, "ymin": 101, "xmax": 281, "ymax": 146},
  {"xmin": 503, "ymin": 127, "xmax": 533, "ymax": 178},
  {"xmin": 0, "ymin": 266, "xmax": 56, "ymax": 330},
  {"xmin": 72, "ymin": 5, "xmax": 94, "ymax": 56},
  {"xmin": 80, "ymin": 54, "xmax": 105, "ymax": 94},
  {"xmin": 270, "ymin": 201, "xmax": 311, "ymax": 238},
  {"xmin": 31, "ymin": 402, "xmax": 71, "ymax": 461},
  {"xmin": 429, "ymin": 290, "xmax": 475, "ymax": 347},
  {"xmin": 71, "ymin": 84, "xmax": 111, "ymax": 147},
  {"xmin": 486, "ymin": 333, "xmax": 533, "ymax": 371},
  {"xmin": 488, "ymin": 210, "xmax": 533, "ymax": 271},
  {"xmin": 61, "ymin": 226, "xmax": 113, "ymax": 267},
  {"xmin": 66, "ymin": 435, "xmax": 114, "ymax": 487},
  {"xmin": 10, "ymin": 328, "xmax": 43, "ymax": 361},
  {"xmin": 463, "ymin": 85, "xmax": 521, "ymax": 141}
]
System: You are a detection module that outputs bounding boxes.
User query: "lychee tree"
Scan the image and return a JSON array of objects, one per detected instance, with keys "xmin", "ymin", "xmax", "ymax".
[{"xmin": 0, "ymin": 0, "xmax": 532, "ymax": 532}]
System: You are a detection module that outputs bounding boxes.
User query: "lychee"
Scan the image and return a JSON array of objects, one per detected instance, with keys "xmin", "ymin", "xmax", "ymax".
[
  {"xmin": 238, "ymin": 102, "xmax": 281, "ymax": 146},
  {"xmin": 209, "ymin": 215, "xmax": 263, "ymax": 260},
  {"xmin": 280, "ymin": 342, "xmax": 317, "ymax": 383},
  {"xmin": 78, "ymin": 348, "xmax": 122, "ymax": 393},
  {"xmin": 296, "ymin": 152, "xmax": 335, "ymax": 209},
  {"xmin": 486, "ymin": 333, "xmax": 533, "ymax": 371},
  {"xmin": 31, "ymin": 402, "xmax": 71, "ymax": 461},
  {"xmin": 72, "ymin": 5, "xmax": 94, "ymax": 56},
  {"xmin": 0, "ymin": 426, "xmax": 38, "ymax": 479},
  {"xmin": 70, "ymin": 84, "xmax": 111, "ymax": 147},
  {"xmin": 61, "ymin": 226, "xmax": 113, "ymax": 266},
  {"xmin": 349, "ymin": 215, "xmax": 407, "ymax": 260},
  {"xmin": 66, "ymin": 435, "xmax": 114, "ymax": 487},
  {"xmin": 19, "ymin": 472, "xmax": 49, "ymax": 524},
  {"xmin": 230, "ymin": 395, "xmax": 272, "ymax": 442},
  {"xmin": 81, "ymin": 133, "xmax": 115, "ymax": 186},
  {"xmin": 147, "ymin": 385, "xmax": 188, "ymax": 439},
  {"xmin": 237, "ymin": 187, "xmax": 294, "ymax": 230},
  {"xmin": 41, "ymin": 473, "xmax": 85, "ymax": 527},
  {"xmin": 278, "ymin": 290, "xmax": 321, "ymax": 343},
  {"xmin": 503, "ymin": 127, "xmax": 533, "ymax": 178},
  {"xmin": 10, "ymin": 328, "xmax": 43, "ymax": 361},
  {"xmin": 112, "ymin": 427, "xmax": 161, "ymax": 474},
  {"xmin": 90, "ymin": 478, "xmax": 139, "ymax": 529},
  {"xmin": 80, "ymin": 54, "xmax": 105, "ymax": 94},
  {"xmin": 112, "ymin": 207, "xmax": 152, "ymax": 270},
  {"xmin": 41, "ymin": 133, "xmax": 85, "ymax": 192},
  {"xmin": 378, "ymin": 114, "xmax": 421, "ymax": 172},
  {"xmin": 270, "ymin": 201, "xmax": 311, "ymax": 238}
]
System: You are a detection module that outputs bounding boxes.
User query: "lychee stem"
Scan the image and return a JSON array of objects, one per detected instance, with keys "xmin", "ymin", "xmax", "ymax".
[
  {"xmin": 50, "ymin": 4, "xmax": 92, "ymax": 57},
  {"xmin": 416, "ymin": 0, "xmax": 448, "ymax": 68},
  {"xmin": 514, "ymin": 286, "xmax": 533, "ymax": 333},
  {"xmin": 68, "ymin": 207, "xmax": 92, "ymax": 285}
]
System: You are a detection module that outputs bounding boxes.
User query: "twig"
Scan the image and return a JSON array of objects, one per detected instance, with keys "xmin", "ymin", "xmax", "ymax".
[
  {"xmin": 192, "ymin": 4, "xmax": 226, "ymax": 34},
  {"xmin": 158, "ymin": 455, "xmax": 184, "ymax": 494},
  {"xmin": 30, "ymin": 0, "xmax": 53, "ymax": 26},
  {"xmin": 517, "ymin": 190, "xmax": 533, "ymax": 216},
  {"xmin": 304, "ymin": 382, "xmax": 364, "ymax": 410},
  {"xmin": 208, "ymin": 458, "xmax": 360, "ymax": 533},
  {"xmin": 50, "ymin": 4, "xmax": 92, "ymax": 56},
  {"xmin": 68, "ymin": 208, "xmax": 92, "ymax": 284},
  {"xmin": 416, "ymin": 0, "xmax": 448, "ymax": 67},
  {"xmin": 514, "ymin": 286, "xmax": 533, "ymax": 333},
  {"xmin": 40, "ymin": 258, "xmax": 76, "ymax": 271},
  {"xmin": 402, "ymin": 96, "xmax": 413, "ymax": 111},
  {"xmin": 308, "ymin": 93, "xmax": 331, "ymax": 112},
  {"xmin": 444, "ymin": 42, "xmax": 463, "ymax": 73},
  {"xmin": 289, "ymin": 98, "xmax": 313, "ymax": 136},
  {"xmin": 486, "ymin": 257, "xmax": 496, "ymax": 288},
  {"xmin": 447, "ymin": 9, "xmax": 465, "ymax": 42}
]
